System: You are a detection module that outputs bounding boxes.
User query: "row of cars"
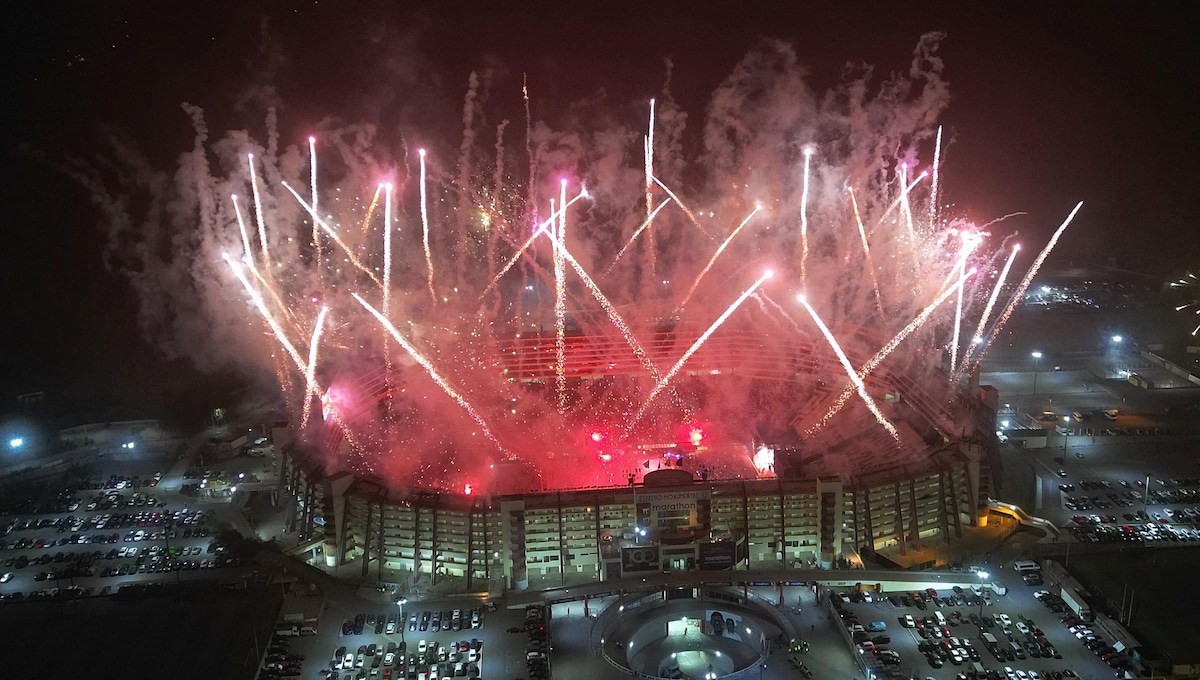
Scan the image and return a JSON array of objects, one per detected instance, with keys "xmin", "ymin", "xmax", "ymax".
[
  {"xmin": 262, "ymin": 634, "xmax": 305, "ymax": 679},
  {"xmin": 522, "ymin": 605, "xmax": 549, "ymax": 680},
  {"xmin": 1032, "ymin": 591, "xmax": 1130, "ymax": 672},
  {"xmin": 410, "ymin": 606, "xmax": 485, "ymax": 633}
]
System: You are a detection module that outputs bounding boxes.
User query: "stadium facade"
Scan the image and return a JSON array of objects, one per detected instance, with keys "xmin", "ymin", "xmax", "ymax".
[{"xmin": 271, "ymin": 328, "xmax": 1004, "ymax": 589}]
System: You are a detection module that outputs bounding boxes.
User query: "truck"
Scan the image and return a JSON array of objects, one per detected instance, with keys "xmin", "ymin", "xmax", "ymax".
[{"xmin": 1061, "ymin": 587, "xmax": 1093, "ymax": 622}]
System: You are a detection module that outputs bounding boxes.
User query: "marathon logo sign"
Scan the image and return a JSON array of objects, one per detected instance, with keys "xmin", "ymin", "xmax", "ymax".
[
  {"xmin": 621, "ymin": 545, "xmax": 661, "ymax": 573},
  {"xmin": 637, "ymin": 490, "xmax": 712, "ymax": 532}
]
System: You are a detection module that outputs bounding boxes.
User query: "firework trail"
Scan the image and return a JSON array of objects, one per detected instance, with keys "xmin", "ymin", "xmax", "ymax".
[
  {"xmin": 797, "ymin": 294, "xmax": 899, "ymax": 440},
  {"xmin": 536, "ymin": 223, "xmax": 665, "ymax": 384},
  {"xmin": 555, "ymin": 183, "xmax": 568, "ymax": 413},
  {"xmin": 247, "ymin": 154, "xmax": 271, "ymax": 269},
  {"xmin": 960, "ymin": 243, "xmax": 1021, "ymax": 373},
  {"xmin": 929, "ymin": 126, "xmax": 942, "ymax": 228},
  {"xmin": 800, "ymin": 147, "xmax": 813, "ymax": 288},
  {"xmin": 899, "ymin": 164, "xmax": 916, "ymax": 239},
  {"xmin": 280, "ymin": 182, "xmax": 381, "ymax": 285},
  {"xmin": 309, "ymin": 136, "xmax": 321, "ymax": 284},
  {"xmin": 478, "ymin": 191, "xmax": 587, "ymax": 301},
  {"xmin": 358, "ymin": 184, "xmax": 383, "ymax": 239},
  {"xmin": 223, "ymin": 254, "xmax": 304, "ymax": 371},
  {"xmin": 604, "ymin": 198, "xmax": 673, "ymax": 278},
  {"xmin": 804, "ymin": 266, "xmax": 974, "ymax": 435},
  {"xmin": 645, "ymin": 99, "xmax": 657, "ymax": 279},
  {"xmin": 1172, "ymin": 273, "xmax": 1200, "ymax": 335},
  {"xmin": 877, "ymin": 171, "xmax": 928, "ymax": 228},
  {"xmin": 676, "ymin": 206, "xmax": 760, "ymax": 312},
  {"xmin": 652, "ymin": 176, "xmax": 714, "ymax": 240},
  {"xmin": 950, "ymin": 257, "xmax": 966, "ymax": 370},
  {"xmin": 383, "ymin": 183, "xmax": 393, "ymax": 316},
  {"xmin": 353, "ymin": 293, "xmax": 504, "ymax": 451},
  {"xmin": 420, "ymin": 148, "xmax": 435, "ymax": 304},
  {"xmin": 300, "ymin": 306, "xmax": 329, "ymax": 430},
  {"xmin": 974, "ymin": 201, "xmax": 1083, "ymax": 366},
  {"xmin": 629, "ymin": 270, "xmax": 774, "ymax": 430},
  {"xmin": 231, "ymin": 194, "xmax": 254, "ymax": 263},
  {"xmin": 849, "ymin": 188, "xmax": 883, "ymax": 315}
]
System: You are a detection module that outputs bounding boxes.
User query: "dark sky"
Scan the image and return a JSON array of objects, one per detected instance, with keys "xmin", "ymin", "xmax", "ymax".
[{"xmin": 2, "ymin": 1, "xmax": 1198, "ymax": 425}]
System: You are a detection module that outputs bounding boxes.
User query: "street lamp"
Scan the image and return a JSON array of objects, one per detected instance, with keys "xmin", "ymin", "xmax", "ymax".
[
  {"xmin": 976, "ymin": 571, "xmax": 990, "ymax": 637},
  {"xmin": 395, "ymin": 596, "xmax": 408, "ymax": 644},
  {"xmin": 1031, "ymin": 351, "xmax": 1043, "ymax": 395},
  {"xmin": 1061, "ymin": 416, "xmax": 1071, "ymax": 472}
]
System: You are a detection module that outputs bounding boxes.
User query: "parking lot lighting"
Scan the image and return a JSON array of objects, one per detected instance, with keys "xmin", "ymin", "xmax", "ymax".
[
  {"xmin": 1111, "ymin": 335, "xmax": 1122, "ymax": 343},
  {"xmin": 8, "ymin": 437, "xmax": 22, "ymax": 449}
]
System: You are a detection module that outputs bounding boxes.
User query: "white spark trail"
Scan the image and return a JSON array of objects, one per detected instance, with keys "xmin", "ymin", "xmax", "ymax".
[
  {"xmin": 652, "ymin": 176, "xmax": 714, "ymax": 240},
  {"xmin": 629, "ymin": 270, "xmax": 774, "ymax": 429},
  {"xmin": 797, "ymin": 295, "xmax": 900, "ymax": 440},
  {"xmin": 805, "ymin": 267, "xmax": 973, "ymax": 435},
  {"xmin": 800, "ymin": 148, "xmax": 813, "ymax": 288},
  {"xmin": 231, "ymin": 194, "xmax": 253, "ymax": 263},
  {"xmin": 300, "ymin": 306, "xmax": 329, "ymax": 430},
  {"xmin": 353, "ymin": 293, "xmax": 504, "ymax": 451},
  {"xmin": 974, "ymin": 202, "xmax": 1083, "ymax": 367},
  {"xmin": 960, "ymin": 243, "xmax": 1021, "ymax": 373},
  {"xmin": 309, "ymin": 136, "xmax": 322, "ymax": 284},
  {"xmin": 420, "ymin": 148, "xmax": 435, "ymax": 304},
  {"xmin": 247, "ymin": 153, "xmax": 270, "ymax": 269},
  {"xmin": 929, "ymin": 126, "xmax": 942, "ymax": 228},
  {"xmin": 383, "ymin": 183, "xmax": 393, "ymax": 316},
  {"xmin": 849, "ymin": 188, "xmax": 883, "ymax": 315},
  {"xmin": 604, "ymin": 197, "xmax": 672, "ymax": 278},
  {"xmin": 280, "ymin": 182, "xmax": 381, "ymax": 286},
  {"xmin": 555, "ymin": 183, "xmax": 568, "ymax": 414},
  {"xmin": 676, "ymin": 206, "xmax": 760, "ymax": 312},
  {"xmin": 478, "ymin": 191, "xmax": 587, "ymax": 301}
]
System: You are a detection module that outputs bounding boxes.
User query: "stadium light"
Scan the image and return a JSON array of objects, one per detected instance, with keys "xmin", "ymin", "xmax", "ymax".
[{"xmin": 8, "ymin": 437, "xmax": 23, "ymax": 449}]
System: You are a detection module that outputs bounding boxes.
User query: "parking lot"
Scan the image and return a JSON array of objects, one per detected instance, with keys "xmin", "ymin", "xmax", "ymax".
[
  {"xmin": 1, "ymin": 468, "xmax": 247, "ymax": 601},
  {"xmin": 251, "ymin": 592, "xmax": 543, "ymax": 680},
  {"xmin": 829, "ymin": 558, "xmax": 1131, "ymax": 680}
]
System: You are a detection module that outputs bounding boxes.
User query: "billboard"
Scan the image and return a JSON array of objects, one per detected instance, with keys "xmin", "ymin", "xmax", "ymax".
[
  {"xmin": 621, "ymin": 545, "xmax": 661, "ymax": 573},
  {"xmin": 699, "ymin": 541, "xmax": 737, "ymax": 570},
  {"xmin": 704, "ymin": 609, "xmax": 743, "ymax": 641},
  {"xmin": 636, "ymin": 490, "xmax": 712, "ymax": 534}
]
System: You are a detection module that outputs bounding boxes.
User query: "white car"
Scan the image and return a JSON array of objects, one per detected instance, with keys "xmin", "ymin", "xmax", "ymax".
[
  {"xmin": 343, "ymin": 654, "xmax": 354, "ymax": 669},
  {"xmin": 0, "ymin": 572, "xmax": 13, "ymax": 583},
  {"xmin": 1015, "ymin": 621, "xmax": 1029, "ymax": 635},
  {"xmin": 383, "ymin": 652, "xmax": 395, "ymax": 666},
  {"xmin": 418, "ymin": 640, "xmax": 428, "ymax": 654},
  {"xmin": 467, "ymin": 649, "xmax": 478, "ymax": 663},
  {"xmin": 997, "ymin": 613, "xmax": 1012, "ymax": 626}
]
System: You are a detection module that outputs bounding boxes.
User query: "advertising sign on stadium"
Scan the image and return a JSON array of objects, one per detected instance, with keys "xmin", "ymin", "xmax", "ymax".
[{"xmin": 621, "ymin": 545, "xmax": 661, "ymax": 573}]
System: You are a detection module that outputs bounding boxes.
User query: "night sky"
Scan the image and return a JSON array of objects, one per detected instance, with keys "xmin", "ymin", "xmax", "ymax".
[{"xmin": 2, "ymin": 1, "xmax": 1197, "ymax": 427}]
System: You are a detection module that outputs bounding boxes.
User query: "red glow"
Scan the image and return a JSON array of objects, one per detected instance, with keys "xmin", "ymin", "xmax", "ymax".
[{"xmin": 689, "ymin": 427, "xmax": 704, "ymax": 446}]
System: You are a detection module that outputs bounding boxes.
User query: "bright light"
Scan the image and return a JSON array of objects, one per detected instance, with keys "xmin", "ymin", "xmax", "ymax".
[
  {"xmin": 238, "ymin": 472, "xmax": 245, "ymax": 479},
  {"xmin": 591, "ymin": 431, "xmax": 604, "ymax": 443},
  {"xmin": 1000, "ymin": 420, "xmax": 1010, "ymax": 428},
  {"xmin": 1111, "ymin": 335, "xmax": 1123, "ymax": 343},
  {"xmin": 8, "ymin": 438, "xmax": 22, "ymax": 449},
  {"xmin": 1031, "ymin": 351, "xmax": 1042, "ymax": 359},
  {"xmin": 689, "ymin": 427, "xmax": 704, "ymax": 446},
  {"xmin": 978, "ymin": 571, "xmax": 989, "ymax": 579},
  {"xmin": 1041, "ymin": 285, "xmax": 1051, "ymax": 293},
  {"xmin": 464, "ymin": 484, "xmax": 473, "ymax": 495}
]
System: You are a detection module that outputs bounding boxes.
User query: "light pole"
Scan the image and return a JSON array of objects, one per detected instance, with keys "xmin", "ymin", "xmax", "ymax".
[
  {"xmin": 1031, "ymin": 351, "xmax": 1043, "ymax": 395},
  {"xmin": 395, "ymin": 596, "xmax": 407, "ymax": 644},
  {"xmin": 1061, "ymin": 416, "xmax": 1071, "ymax": 473},
  {"xmin": 976, "ymin": 571, "xmax": 989, "ymax": 637}
]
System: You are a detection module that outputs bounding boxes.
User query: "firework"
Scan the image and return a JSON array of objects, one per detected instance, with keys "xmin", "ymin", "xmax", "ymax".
[
  {"xmin": 247, "ymin": 154, "xmax": 271, "ymax": 269},
  {"xmin": 974, "ymin": 202, "xmax": 1083, "ymax": 365},
  {"xmin": 800, "ymin": 147, "xmax": 813, "ymax": 288},
  {"xmin": 353, "ymin": 293, "xmax": 504, "ymax": 451},
  {"xmin": 629, "ymin": 270, "xmax": 774, "ymax": 429},
  {"xmin": 961, "ymin": 243, "xmax": 1021, "ymax": 372},
  {"xmin": 676, "ymin": 205, "xmax": 760, "ymax": 313},
  {"xmin": 87, "ymin": 38, "xmax": 1087, "ymax": 493},
  {"xmin": 420, "ymin": 148, "xmax": 434, "ymax": 304},
  {"xmin": 797, "ymin": 294, "xmax": 899, "ymax": 440}
]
